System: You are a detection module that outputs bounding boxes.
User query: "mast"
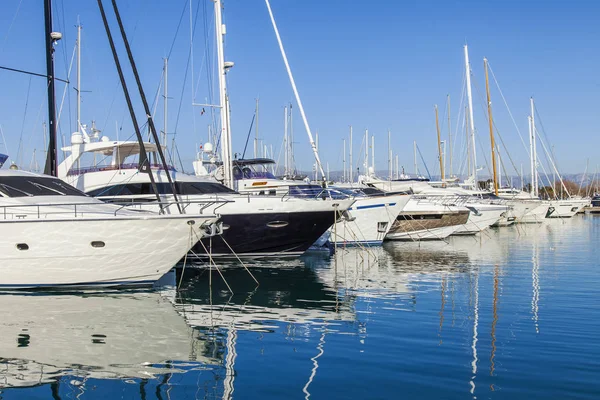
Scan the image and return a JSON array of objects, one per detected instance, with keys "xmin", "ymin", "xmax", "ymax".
[
  {"xmin": 43, "ymin": 0, "xmax": 59, "ymax": 176},
  {"xmin": 435, "ymin": 105, "xmax": 444, "ymax": 180},
  {"xmin": 413, "ymin": 140, "xmax": 418, "ymax": 176},
  {"xmin": 371, "ymin": 133, "xmax": 375, "ymax": 174},
  {"xmin": 465, "ymin": 105, "xmax": 470, "ymax": 183},
  {"xmin": 395, "ymin": 155, "xmax": 399, "ymax": 179},
  {"xmin": 530, "ymin": 97, "xmax": 538, "ymax": 197},
  {"xmin": 283, "ymin": 105, "xmax": 288, "ymax": 175},
  {"xmin": 162, "ymin": 57, "xmax": 168, "ymax": 146},
  {"xmin": 265, "ymin": 0, "xmax": 325, "ymax": 179},
  {"xmin": 214, "ymin": 0, "xmax": 233, "ymax": 188},
  {"xmin": 349, "ymin": 126, "xmax": 353, "ymax": 183},
  {"xmin": 447, "ymin": 94, "xmax": 452, "ymax": 177},
  {"xmin": 254, "ymin": 98, "xmax": 259, "ymax": 158},
  {"xmin": 342, "ymin": 138, "xmax": 346, "ymax": 182},
  {"xmin": 76, "ymin": 19, "xmax": 82, "ymax": 132},
  {"xmin": 484, "ymin": 58, "xmax": 498, "ymax": 195},
  {"xmin": 528, "ymin": 115, "xmax": 535, "ymax": 196},
  {"xmin": 364, "ymin": 129, "xmax": 368, "ymax": 174},
  {"xmin": 464, "ymin": 45, "xmax": 477, "ymax": 186},
  {"xmin": 388, "ymin": 129, "xmax": 392, "ymax": 181}
]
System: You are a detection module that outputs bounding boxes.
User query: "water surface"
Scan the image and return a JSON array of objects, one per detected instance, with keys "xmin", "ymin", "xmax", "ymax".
[{"xmin": 1, "ymin": 216, "xmax": 599, "ymax": 399}]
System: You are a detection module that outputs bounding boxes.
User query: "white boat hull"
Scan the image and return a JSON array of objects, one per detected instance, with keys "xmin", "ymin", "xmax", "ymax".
[
  {"xmin": 509, "ymin": 200, "xmax": 548, "ymax": 224},
  {"xmin": 546, "ymin": 199, "xmax": 590, "ymax": 218},
  {"xmin": 329, "ymin": 194, "xmax": 411, "ymax": 246},
  {"xmin": 386, "ymin": 224, "xmax": 461, "ymax": 241},
  {"xmin": 0, "ymin": 215, "xmax": 215, "ymax": 288},
  {"xmin": 454, "ymin": 204, "xmax": 510, "ymax": 235}
]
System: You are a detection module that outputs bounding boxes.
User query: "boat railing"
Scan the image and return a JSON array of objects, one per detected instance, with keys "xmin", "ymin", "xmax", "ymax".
[
  {"xmin": 280, "ymin": 186, "xmax": 351, "ymax": 201},
  {"xmin": 0, "ymin": 198, "xmax": 231, "ymax": 220},
  {"xmin": 67, "ymin": 163, "xmax": 176, "ymax": 176},
  {"xmin": 107, "ymin": 197, "xmax": 233, "ymax": 216},
  {"xmin": 412, "ymin": 194, "xmax": 471, "ymax": 207}
]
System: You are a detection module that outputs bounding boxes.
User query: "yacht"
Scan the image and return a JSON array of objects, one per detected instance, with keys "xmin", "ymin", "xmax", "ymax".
[
  {"xmin": 385, "ymin": 195, "xmax": 471, "ymax": 241},
  {"xmin": 196, "ymin": 158, "xmax": 411, "ymax": 246},
  {"xmin": 0, "ymin": 168, "xmax": 219, "ymax": 288},
  {"xmin": 329, "ymin": 187, "xmax": 412, "ymax": 246},
  {"xmin": 58, "ymin": 137, "xmax": 354, "ymax": 258},
  {"xmin": 546, "ymin": 198, "xmax": 590, "ymax": 218}
]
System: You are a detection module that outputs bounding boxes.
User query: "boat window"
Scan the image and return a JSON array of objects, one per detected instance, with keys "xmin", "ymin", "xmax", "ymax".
[
  {"xmin": 0, "ymin": 176, "xmax": 86, "ymax": 197},
  {"xmin": 87, "ymin": 181, "xmax": 235, "ymax": 197}
]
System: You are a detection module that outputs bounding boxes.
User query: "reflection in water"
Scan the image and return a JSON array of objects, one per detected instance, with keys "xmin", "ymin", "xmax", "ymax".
[
  {"xmin": 532, "ymin": 241, "xmax": 540, "ymax": 333},
  {"xmin": 490, "ymin": 264, "xmax": 500, "ymax": 384},
  {"xmin": 0, "ymin": 273, "xmax": 217, "ymax": 393},
  {"xmin": 1, "ymin": 217, "xmax": 597, "ymax": 399}
]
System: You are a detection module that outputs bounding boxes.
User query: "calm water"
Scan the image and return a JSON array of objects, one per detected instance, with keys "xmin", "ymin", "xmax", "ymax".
[{"xmin": 1, "ymin": 216, "xmax": 599, "ymax": 399}]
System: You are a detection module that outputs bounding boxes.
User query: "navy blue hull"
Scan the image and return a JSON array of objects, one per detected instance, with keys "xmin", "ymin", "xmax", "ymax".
[{"xmin": 194, "ymin": 211, "xmax": 336, "ymax": 257}]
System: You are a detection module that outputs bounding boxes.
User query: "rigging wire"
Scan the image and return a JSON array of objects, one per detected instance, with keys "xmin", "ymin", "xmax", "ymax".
[
  {"xmin": 16, "ymin": 76, "xmax": 32, "ymax": 167},
  {"xmin": 0, "ymin": 0, "xmax": 24, "ymax": 54}
]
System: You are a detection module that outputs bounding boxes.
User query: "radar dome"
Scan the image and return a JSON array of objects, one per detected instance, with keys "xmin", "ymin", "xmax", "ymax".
[{"xmin": 203, "ymin": 142, "xmax": 214, "ymax": 153}]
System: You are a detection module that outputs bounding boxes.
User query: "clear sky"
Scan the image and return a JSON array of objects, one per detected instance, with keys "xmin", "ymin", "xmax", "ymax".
[{"xmin": 0, "ymin": 0, "xmax": 598, "ymax": 177}]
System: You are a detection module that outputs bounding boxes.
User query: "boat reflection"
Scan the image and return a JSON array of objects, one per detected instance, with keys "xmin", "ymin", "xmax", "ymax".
[{"xmin": 0, "ymin": 275, "xmax": 217, "ymax": 390}]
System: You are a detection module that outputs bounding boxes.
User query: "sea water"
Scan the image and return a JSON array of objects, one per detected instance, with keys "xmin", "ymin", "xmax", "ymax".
[{"xmin": 1, "ymin": 215, "xmax": 599, "ymax": 399}]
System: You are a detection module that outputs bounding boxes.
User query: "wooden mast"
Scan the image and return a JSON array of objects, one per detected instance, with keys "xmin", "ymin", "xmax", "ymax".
[
  {"xmin": 484, "ymin": 57, "xmax": 498, "ymax": 195},
  {"xmin": 435, "ymin": 105, "xmax": 444, "ymax": 180}
]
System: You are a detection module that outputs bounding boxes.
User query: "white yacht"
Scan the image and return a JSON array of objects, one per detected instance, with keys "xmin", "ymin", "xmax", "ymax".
[
  {"xmin": 546, "ymin": 198, "xmax": 590, "ymax": 218},
  {"xmin": 0, "ymin": 169, "xmax": 219, "ymax": 288},
  {"xmin": 58, "ymin": 138, "xmax": 354, "ymax": 258}
]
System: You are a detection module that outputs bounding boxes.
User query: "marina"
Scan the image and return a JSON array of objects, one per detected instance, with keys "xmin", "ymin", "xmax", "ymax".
[
  {"xmin": 0, "ymin": 0, "xmax": 599, "ymax": 398},
  {"xmin": 0, "ymin": 216, "xmax": 599, "ymax": 398}
]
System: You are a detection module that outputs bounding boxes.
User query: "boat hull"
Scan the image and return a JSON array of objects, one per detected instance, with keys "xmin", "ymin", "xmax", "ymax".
[
  {"xmin": 546, "ymin": 199, "xmax": 590, "ymax": 218},
  {"xmin": 196, "ymin": 209, "xmax": 339, "ymax": 258},
  {"xmin": 453, "ymin": 204, "xmax": 510, "ymax": 235},
  {"xmin": 386, "ymin": 210, "xmax": 470, "ymax": 241},
  {"xmin": 0, "ymin": 216, "xmax": 213, "ymax": 288},
  {"xmin": 329, "ymin": 194, "xmax": 411, "ymax": 246}
]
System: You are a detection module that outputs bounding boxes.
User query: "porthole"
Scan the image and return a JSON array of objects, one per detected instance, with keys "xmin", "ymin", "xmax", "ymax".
[
  {"xmin": 91, "ymin": 241, "xmax": 105, "ymax": 248},
  {"xmin": 16, "ymin": 243, "xmax": 29, "ymax": 251}
]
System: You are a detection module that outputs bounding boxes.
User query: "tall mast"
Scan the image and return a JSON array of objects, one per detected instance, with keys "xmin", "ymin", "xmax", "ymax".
[
  {"xmin": 214, "ymin": 0, "xmax": 233, "ymax": 188},
  {"xmin": 364, "ymin": 129, "xmax": 368, "ymax": 174},
  {"xmin": 528, "ymin": 115, "xmax": 535, "ymax": 196},
  {"xmin": 395, "ymin": 154, "xmax": 399, "ymax": 179},
  {"xmin": 343, "ymin": 138, "xmax": 346, "ymax": 182},
  {"xmin": 76, "ymin": 19, "xmax": 82, "ymax": 132},
  {"xmin": 447, "ymin": 94, "xmax": 452, "ymax": 177},
  {"xmin": 254, "ymin": 98, "xmax": 259, "ymax": 158},
  {"xmin": 283, "ymin": 105, "xmax": 288, "ymax": 175},
  {"xmin": 388, "ymin": 129, "xmax": 392, "ymax": 180},
  {"xmin": 413, "ymin": 140, "xmax": 418, "ymax": 176},
  {"xmin": 43, "ymin": 0, "xmax": 59, "ymax": 176},
  {"xmin": 435, "ymin": 105, "xmax": 444, "ymax": 180},
  {"xmin": 163, "ymin": 57, "xmax": 168, "ymax": 146},
  {"xmin": 371, "ymin": 133, "xmax": 375, "ymax": 173},
  {"xmin": 484, "ymin": 58, "xmax": 498, "ymax": 195},
  {"xmin": 265, "ymin": 0, "xmax": 325, "ymax": 178},
  {"xmin": 349, "ymin": 126, "xmax": 353, "ymax": 182},
  {"xmin": 465, "ymin": 106, "xmax": 470, "ymax": 182},
  {"xmin": 530, "ymin": 97, "xmax": 538, "ymax": 197},
  {"xmin": 464, "ymin": 45, "xmax": 477, "ymax": 186}
]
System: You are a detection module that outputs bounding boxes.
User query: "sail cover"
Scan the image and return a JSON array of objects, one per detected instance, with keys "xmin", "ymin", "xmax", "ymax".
[{"xmin": 0, "ymin": 154, "xmax": 8, "ymax": 168}]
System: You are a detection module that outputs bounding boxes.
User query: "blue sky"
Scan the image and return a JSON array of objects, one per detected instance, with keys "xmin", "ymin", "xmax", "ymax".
[{"xmin": 0, "ymin": 0, "xmax": 598, "ymax": 177}]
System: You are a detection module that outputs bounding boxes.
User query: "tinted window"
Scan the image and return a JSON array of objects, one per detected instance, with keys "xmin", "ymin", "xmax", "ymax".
[
  {"xmin": 87, "ymin": 181, "xmax": 235, "ymax": 197},
  {"xmin": 0, "ymin": 176, "xmax": 86, "ymax": 197}
]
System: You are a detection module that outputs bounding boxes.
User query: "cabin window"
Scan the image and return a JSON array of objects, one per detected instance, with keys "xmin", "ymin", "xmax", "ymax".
[
  {"xmin": 87, "ymin": 181, "xmax": 235, "ymax": 197},
  {"xmin": 16, "ymin": 243, "xmax": 29, "ymax": 250},
  {"xmin": 91, "ymin": 241, "xmax": 106, "ymax": 248},
  {"xmin": 0, "ymin": 177, "xmax": 86, "ymax": 197}
]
